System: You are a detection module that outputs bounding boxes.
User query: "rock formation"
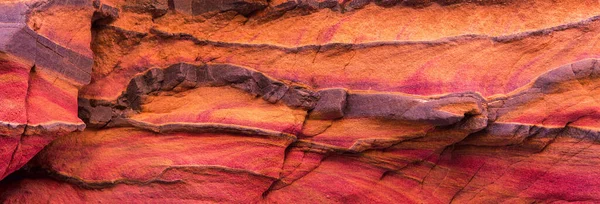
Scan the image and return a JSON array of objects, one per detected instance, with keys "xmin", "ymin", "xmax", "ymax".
[{"xmin": 1, "ymin": 0, "xmax": 600, "ymax": 203}]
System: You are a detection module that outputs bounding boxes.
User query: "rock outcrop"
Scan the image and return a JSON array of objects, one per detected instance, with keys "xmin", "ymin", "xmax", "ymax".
[
  {"xmin": 0, "ymin": 0, "xmax": 95, "ymax": 180},
  {"xmin": 2, "ymin": 0, "xmax": 600, "ymax": 203}
]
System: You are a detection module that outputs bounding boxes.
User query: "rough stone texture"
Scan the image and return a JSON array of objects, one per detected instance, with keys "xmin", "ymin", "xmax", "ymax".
[
  {"xmin": 2, "ymin": 0, "xmax": 600, "ymax": 203},
  {"xmin": 0, "ymin": 0, "xmax": 94, "ymax": 180},
  {"xmin": 309, "ymin": 88, "xmax": 347, "ymax": 120}
]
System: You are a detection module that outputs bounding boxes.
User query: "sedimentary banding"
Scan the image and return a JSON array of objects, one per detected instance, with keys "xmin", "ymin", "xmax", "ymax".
[
  {"xmin": 490, "ymin": 58, "xmax": 600, "ymax": 129},
  {"xmin": 0, "ymin": 55, "xmax": 85, "ymax": 180},
  {"xmin": 0, "ymin": 0, "xmax": 98, "ymax": 85},
  {"xmin": 3, "ymin": 0, "xmax": 600, "ymax": 203},
  {"xmin": 79, "ymin": 62, "xmax": 490, "ymax": 135},
  {"xmin": 81, "ymin": 58, "xmax": 600, "ymax": 136},
  {"xmin": 83, "ymin": 14, "xmax": 600, "ymax": 100}
]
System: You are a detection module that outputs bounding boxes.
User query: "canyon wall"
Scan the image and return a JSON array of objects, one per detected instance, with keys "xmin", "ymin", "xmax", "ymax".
[{"xmin": 1, "ymin": 0, "xmax": 600, "ymax": 203}]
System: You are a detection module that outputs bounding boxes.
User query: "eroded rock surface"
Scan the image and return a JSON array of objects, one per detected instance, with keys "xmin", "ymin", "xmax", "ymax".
[
  {"xmin": 0, "ymin": 0, "xmax": 96, "ymax": 180},
  {"xmin": 2, "ymin": 0, "xmax": 600, "ymax": 203}
]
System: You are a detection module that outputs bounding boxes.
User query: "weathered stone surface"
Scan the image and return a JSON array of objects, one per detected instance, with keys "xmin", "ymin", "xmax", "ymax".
[
  {"xmin": 170, "ymin": 0, "xmax": 268, "ymax": 15},
  {"xmin": 0, "ymin": 61, "xmax": 85, "ymax": 180},
  {"xmin": 309, "ymin": 88, "xmax": 347, "ymax": 120},
  {"xmin": 1, "ymin": 0, "xmax": 95, "ymax": 85},
  {"xmin": 120, "ymin": 0, "xmax": 169, "ymax": 18},
  {"xmin": 0, "ymin": 0, "xmax": 95, "ymax": 180},
  {"xmin": 490, "ymin": 59, "xmax": 600, "ymax": 128},
  {"xmin": 3, "ymin": 0, "xmax": 600, "ymax": 203}
]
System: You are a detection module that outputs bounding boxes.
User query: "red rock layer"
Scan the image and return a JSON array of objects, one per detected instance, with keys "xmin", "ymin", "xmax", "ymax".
[
  {"xmin": 2, "ymin": 0, "xmax": 600, "ymax": 203},
  {"xmin": 0, "ymin": 0, "xmax": 95, "ymax": 180}
]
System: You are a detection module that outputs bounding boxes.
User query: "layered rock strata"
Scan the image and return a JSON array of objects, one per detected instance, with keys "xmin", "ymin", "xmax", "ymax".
[{"xmin": 2, "ymin": 0, "xmax": 600, "ymax": 203}]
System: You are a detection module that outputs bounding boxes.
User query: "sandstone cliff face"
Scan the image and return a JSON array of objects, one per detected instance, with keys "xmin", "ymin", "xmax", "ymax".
[{"xmin": 1, "ymin": 0, "xmax": 600, "ymax": 203}]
